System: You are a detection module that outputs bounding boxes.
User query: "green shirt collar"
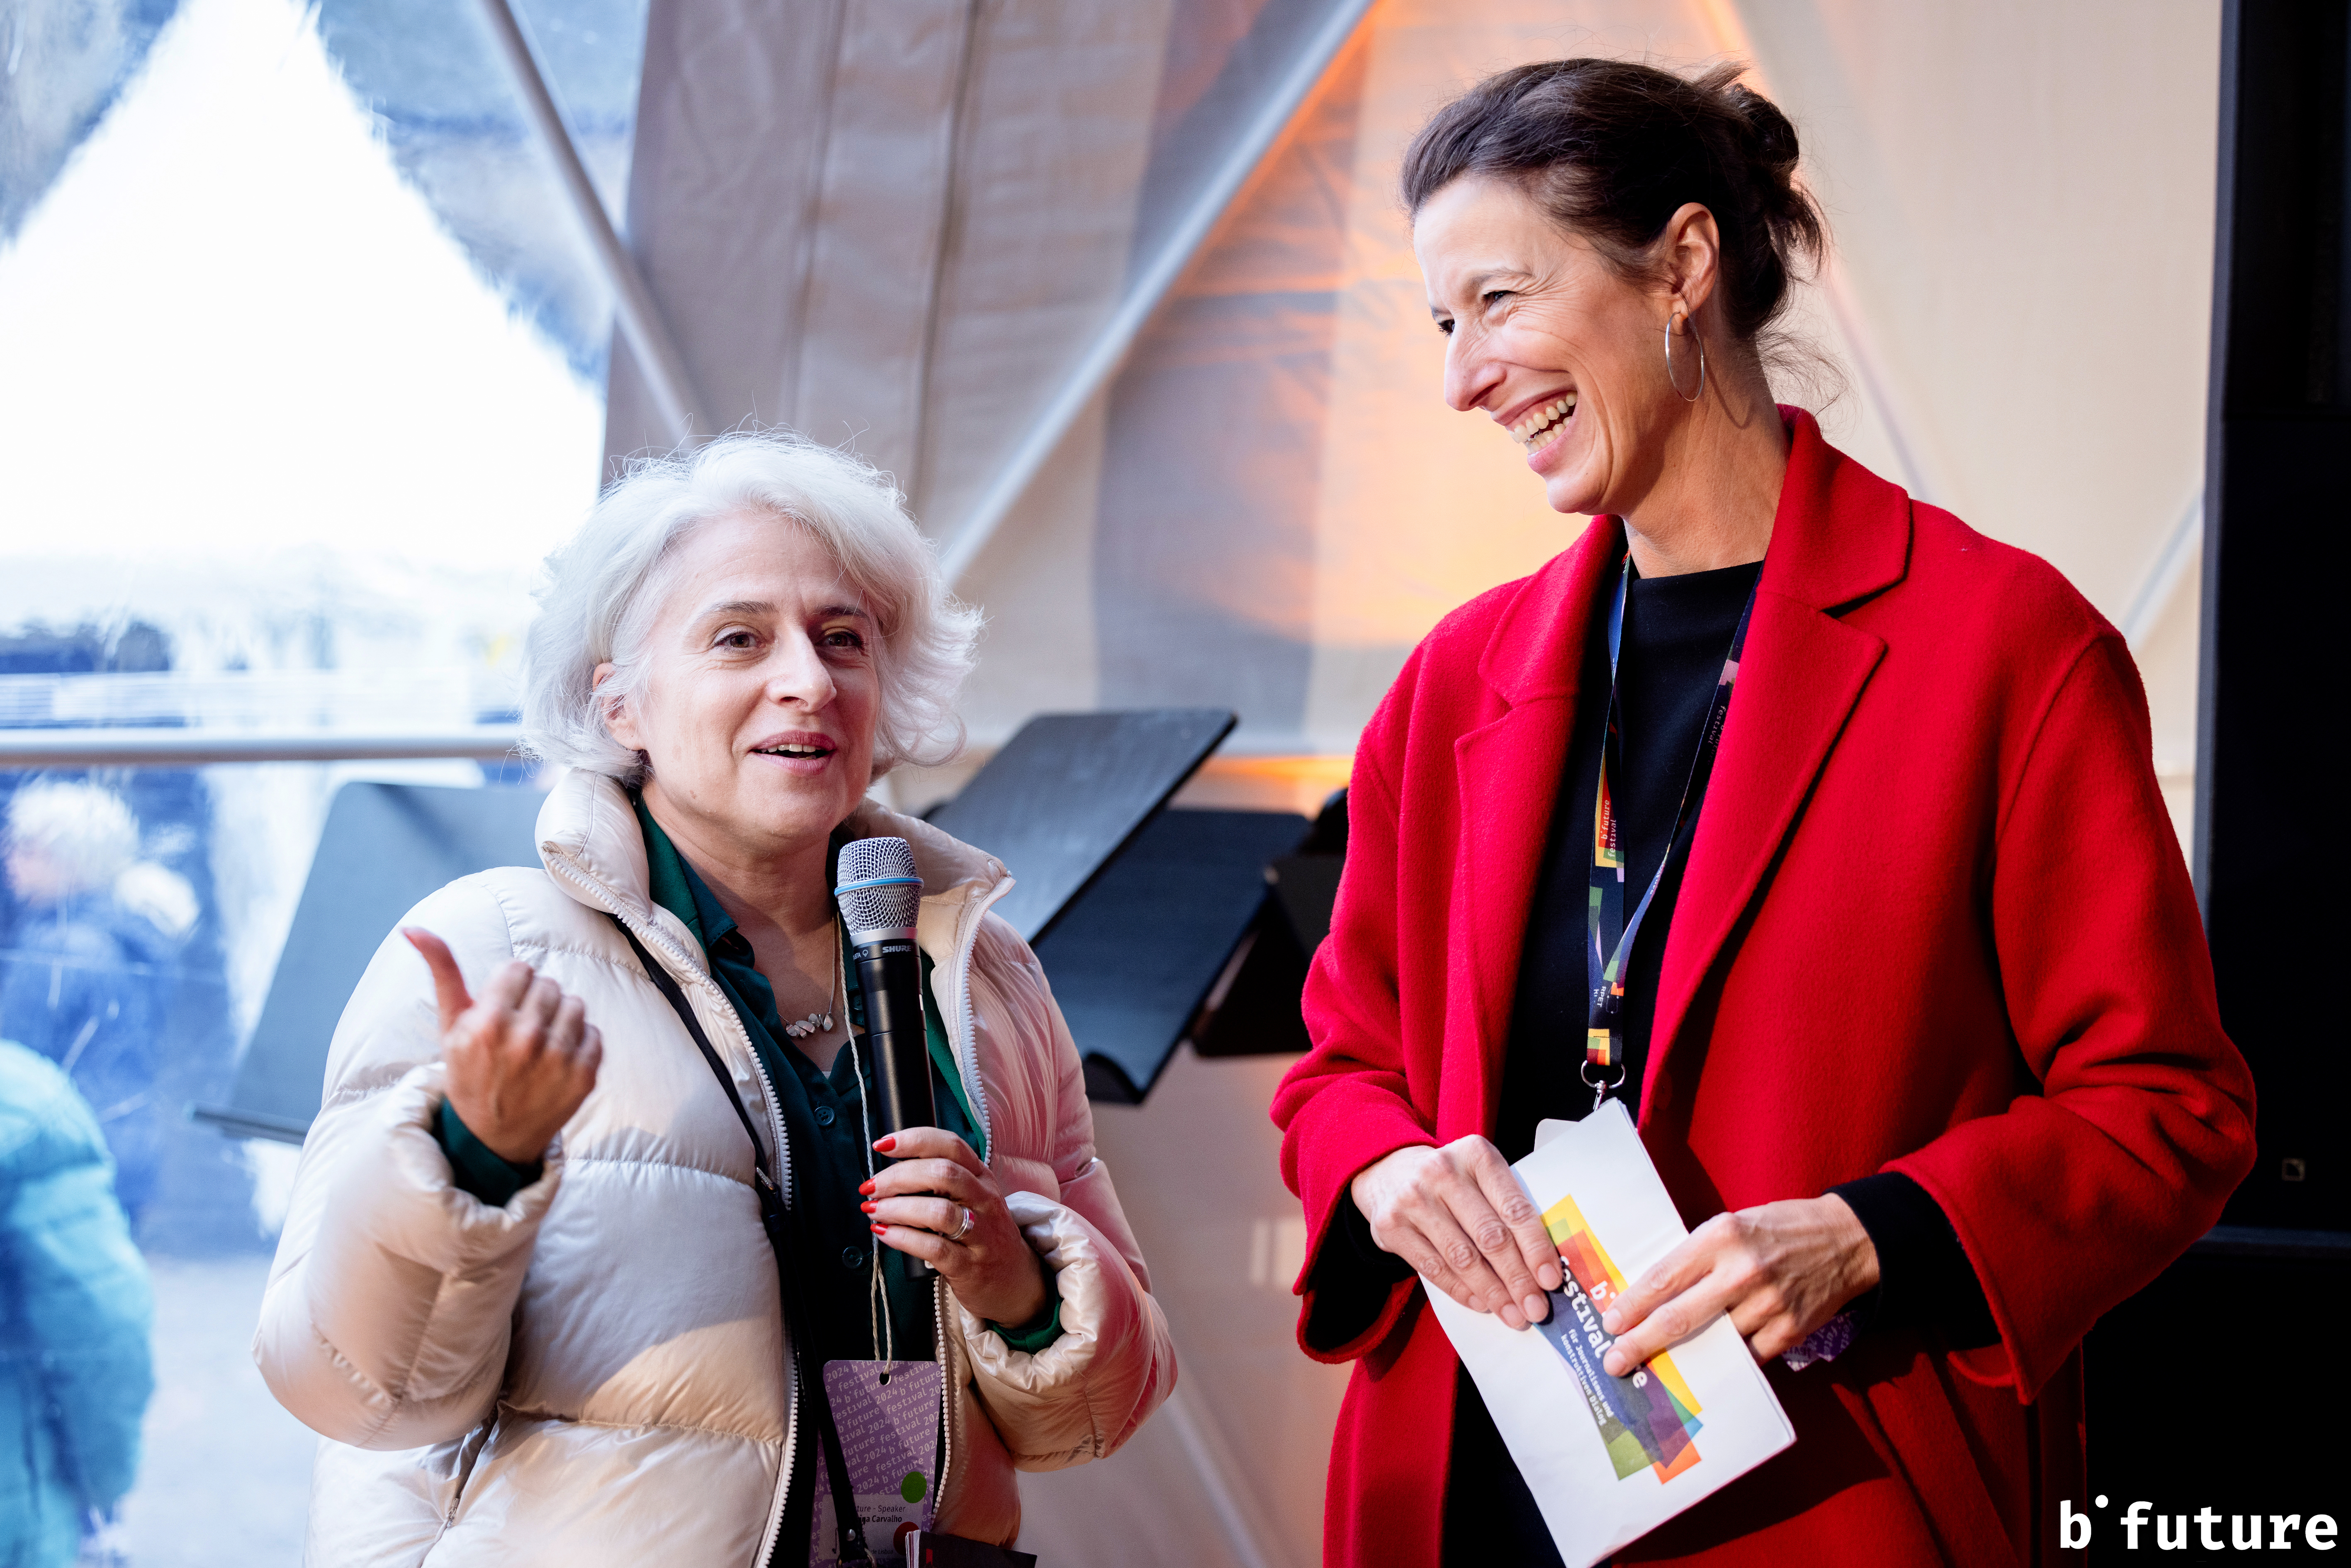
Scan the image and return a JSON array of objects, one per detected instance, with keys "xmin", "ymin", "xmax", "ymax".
[
  {"xmin": 626, "ymin": 789, "xmax": 986, "ymax": 1161},
  {"xmin": 630, "ymin": 790, "xmax": 722, "ymax": 953}
]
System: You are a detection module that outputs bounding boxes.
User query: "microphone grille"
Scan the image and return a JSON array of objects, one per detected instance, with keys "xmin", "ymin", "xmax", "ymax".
[{"xmin": 835, "ymin": 836, "xmax": 922, "ymax": 933}]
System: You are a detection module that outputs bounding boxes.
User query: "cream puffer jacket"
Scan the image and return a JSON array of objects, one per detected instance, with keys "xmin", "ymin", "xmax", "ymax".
[{"xmin": 255, "ymin": 769, "xmax": 1176, "ymax": 1565}]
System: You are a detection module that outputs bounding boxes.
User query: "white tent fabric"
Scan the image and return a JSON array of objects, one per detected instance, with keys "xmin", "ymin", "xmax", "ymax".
[
  {"xmin": 613, "ymin": 0, "xmax": 2212, "ymax": 836},
  {"xmin": 608, "ymin": 5, "xmax": 2220, "ymax": 1562}
]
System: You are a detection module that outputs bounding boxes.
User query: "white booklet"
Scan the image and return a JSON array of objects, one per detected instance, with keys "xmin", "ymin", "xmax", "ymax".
[{"xmin": 1425, "ymin": 1101, "xmax": 1794, "ymax": 1566}]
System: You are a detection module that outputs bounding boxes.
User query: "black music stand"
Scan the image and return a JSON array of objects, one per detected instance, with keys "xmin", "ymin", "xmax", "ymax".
[{"xmin": 924, "ymin": 708, "xmax": 1237, "ymax": 943}]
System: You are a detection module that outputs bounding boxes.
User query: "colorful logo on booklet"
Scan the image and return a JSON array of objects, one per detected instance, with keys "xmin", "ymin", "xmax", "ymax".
[{"xmin": 1534, "ymin": 1194, "xmax": 1705, "ymax": 1484}]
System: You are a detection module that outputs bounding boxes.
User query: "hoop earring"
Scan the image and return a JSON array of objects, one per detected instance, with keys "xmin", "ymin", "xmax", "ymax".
[{"xmin": 1665, "ymin": 310, "xmax": 1707, "ymax": 404}]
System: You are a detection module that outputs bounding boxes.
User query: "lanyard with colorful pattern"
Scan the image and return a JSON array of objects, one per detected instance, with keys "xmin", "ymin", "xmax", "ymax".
[{"xmin": 1584, "ymin": 554, "xmax": 1760, "ymax": 1108}]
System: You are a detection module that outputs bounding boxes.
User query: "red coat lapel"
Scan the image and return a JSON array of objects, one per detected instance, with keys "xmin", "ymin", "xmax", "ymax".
[
  {"xmin": 1449, "ymin": 518, "xmax": 1619, "ymax": 1134},
  {"xmin": 1641, "ymin": 412, "xmax": 1911, "ymax": 1115}
]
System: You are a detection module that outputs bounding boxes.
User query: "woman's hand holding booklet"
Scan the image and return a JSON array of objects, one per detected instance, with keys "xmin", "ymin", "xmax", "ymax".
[{"xmin": 1424, "ymin": 1103, "xmax": 1797, "ymax": 1568}]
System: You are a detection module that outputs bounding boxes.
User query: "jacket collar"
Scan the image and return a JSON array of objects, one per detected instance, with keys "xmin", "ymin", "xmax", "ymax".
[
  {"xmin": 1758, "ymin": 407, "xmax": 1911, "ymax": 614},
  {"xmin": 1447, "ymin": 523, "xmax": 1614, "ymax": 1133},
  {"xmin": 535, "ymin": 768, "xmax": 1014, "ymax": 971},
  {"xmin": 1639, "ymin": 410, "xmax": 1912, "ymax": 1119},
  {"xmin": 1474, "ymin": 517, "xmax": 1619, "ymax": 705}
]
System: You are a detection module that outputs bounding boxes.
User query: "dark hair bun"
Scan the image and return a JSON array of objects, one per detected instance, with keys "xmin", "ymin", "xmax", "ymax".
[
  {"xmin": 1401, "ymin": 58, "xmax": 1826, "ymax": 344},
  {"xmin": 1723, "ymin": 80, "xmax": 1800, "ymax": 177}
]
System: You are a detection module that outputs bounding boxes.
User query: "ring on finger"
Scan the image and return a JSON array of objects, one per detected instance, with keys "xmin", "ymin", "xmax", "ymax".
[{"xmin": 949, "ymin": 1205, "xmax": 975, "ymax": 1243}]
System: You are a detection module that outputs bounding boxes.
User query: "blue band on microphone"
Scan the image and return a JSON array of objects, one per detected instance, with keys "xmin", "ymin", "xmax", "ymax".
[{"xmin": 833, "ymin": 874, "xmax": 924, "ymax": 895}]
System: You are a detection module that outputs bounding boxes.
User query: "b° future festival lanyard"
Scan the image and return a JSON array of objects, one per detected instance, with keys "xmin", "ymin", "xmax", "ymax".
[{"xmin": 1585, "ymin": 555, "xmax": 1759, "ymax": 1109}]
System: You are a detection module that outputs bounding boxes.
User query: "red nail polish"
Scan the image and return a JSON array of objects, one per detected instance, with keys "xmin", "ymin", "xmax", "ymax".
[
  {"xmin": 860, "ymin": 1201, "xmax": 876, "ymax": 1214},
  {"xmin": 870, "ymin": 1223, "xmax": 887, "ymax": 1235},
  {"xmin": 874, "ymin": 1135, "xmax": 896, "ymax": 1152}
]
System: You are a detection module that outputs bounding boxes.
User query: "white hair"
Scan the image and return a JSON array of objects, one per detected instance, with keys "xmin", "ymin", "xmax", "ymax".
[
  {"xmin": 521, "ymin": 431, "xmax": 981, "ymax": 785},
  {"xmin": 6, "ymin": 780, "xmax": 140, "ymax": 893}
]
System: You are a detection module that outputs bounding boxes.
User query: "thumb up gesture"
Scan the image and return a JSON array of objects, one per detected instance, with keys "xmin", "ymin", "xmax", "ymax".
[{"xmin": 404, "ymin": 928, "xmax": 603, "ymax": 1164}]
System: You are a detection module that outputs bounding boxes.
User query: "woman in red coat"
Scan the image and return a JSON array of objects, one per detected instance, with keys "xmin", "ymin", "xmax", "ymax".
[{"xmin": 1272, "ymin": 59, "xmax": 2255, "ymax": 1567}]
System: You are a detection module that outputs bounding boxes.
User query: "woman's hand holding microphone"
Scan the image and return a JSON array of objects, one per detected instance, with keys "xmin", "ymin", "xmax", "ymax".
[
  {"xmin": 863, "ymin": 1128, "xmax": 1051, "ymax": 1329},
  {"xmin": 405, "ymin": 928, "xmax": 603, "ymax": 1164}
]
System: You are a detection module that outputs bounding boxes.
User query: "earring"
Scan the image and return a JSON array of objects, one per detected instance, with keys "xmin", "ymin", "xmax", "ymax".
[{"xmin": 1664, "ymin": 310, "xmax": 1707, "ymax": 404}]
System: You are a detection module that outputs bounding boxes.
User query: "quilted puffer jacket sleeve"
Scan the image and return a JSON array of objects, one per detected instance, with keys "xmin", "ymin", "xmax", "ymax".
[
  {"xmin": 253, "ymin": 878, "xmax": 565, "ymax": 1451},
  {"xmin": 949, "ymin": 916, "xmax": 1175, "ymax": 1470},
  {"xmin": 953, "ymin": 1191, "xmax": 1176, "ymax": 1470}
]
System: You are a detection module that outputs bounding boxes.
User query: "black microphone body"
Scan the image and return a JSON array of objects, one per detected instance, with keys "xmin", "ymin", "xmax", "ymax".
[
  {"xmin": 851, "ymin": 936, "xmax": 934, "ymax": 1140},
  {"xmin": 836, "ymin": 838, "xmax": 938, "ymax": 1274}
]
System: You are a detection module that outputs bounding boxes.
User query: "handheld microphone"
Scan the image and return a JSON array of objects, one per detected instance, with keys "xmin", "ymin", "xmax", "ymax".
[{"xmin": 834, "ymin": 838, "xmax": 936, "ymax": 1270}]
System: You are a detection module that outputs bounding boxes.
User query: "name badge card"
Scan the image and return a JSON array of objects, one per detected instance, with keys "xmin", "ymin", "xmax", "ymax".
[{"xmin": 810, "ymin": 1359, "xmax": 943, "ymax": 1566}]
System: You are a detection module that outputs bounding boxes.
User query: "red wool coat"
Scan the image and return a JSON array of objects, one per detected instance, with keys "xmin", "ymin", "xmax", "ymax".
[{"xmin": 1273, "ymin": 412, "xmax": 2256, "ymax": 1567}]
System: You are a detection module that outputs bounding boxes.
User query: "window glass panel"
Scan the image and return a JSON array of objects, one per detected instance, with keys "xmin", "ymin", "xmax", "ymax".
[{"xmin": 0, "ymin": 0, "xmax": 647, "ymax": 1555}]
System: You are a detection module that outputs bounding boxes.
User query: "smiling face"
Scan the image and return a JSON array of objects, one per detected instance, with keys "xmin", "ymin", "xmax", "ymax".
[
  {"xmin": 1414, "ymin": 175, "xmax": 1692, "ymax": 519},
  {"xmin": 600, "ymin": 509, "xmax": 880, "ymax": 863}
]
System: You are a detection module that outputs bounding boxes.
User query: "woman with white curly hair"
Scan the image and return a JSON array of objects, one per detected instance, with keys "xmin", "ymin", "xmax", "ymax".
[{"xmin": 255, "ymin": 433, "xmax": 1176, "ymax": 1566}]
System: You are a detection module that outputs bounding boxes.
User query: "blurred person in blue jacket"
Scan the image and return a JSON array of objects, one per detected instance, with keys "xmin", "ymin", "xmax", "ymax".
[
  {"xmin": 2, "ymin": 781, "xmax": 198, "ymax": 1229},
  {"xmin": 0, "ymin": 1038, "xmax": 155, "ymax": 1566}
]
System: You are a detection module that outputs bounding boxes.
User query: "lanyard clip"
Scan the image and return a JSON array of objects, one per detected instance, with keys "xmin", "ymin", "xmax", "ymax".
[{"xmin": 1580, "ymin": 1057, "xmax": 1627, "ymax": 1113}]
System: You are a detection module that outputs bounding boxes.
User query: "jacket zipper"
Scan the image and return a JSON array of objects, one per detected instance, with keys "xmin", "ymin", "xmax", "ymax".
[
  {"xmin": 732, "ymin": 993, "xmax": 796, "ymax": 1568},
  {"xmin": 943, "ymin": 881, "xmax": 1010, "ymax": 1159},
  {"xmin": 542, "ymin": 855, "xmax": 799, "ymax": 1568},
  {"xmin": 437, "ymin": 1420, "xmax": 492, "ymax": 1529},
  {"xmin": 932, "ymin": 1271, "xmax": 955, "ymax": 1514},
  {"xmin": 924, "ymin": 874, "xmax": 1011, "ymax": 1522}
]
